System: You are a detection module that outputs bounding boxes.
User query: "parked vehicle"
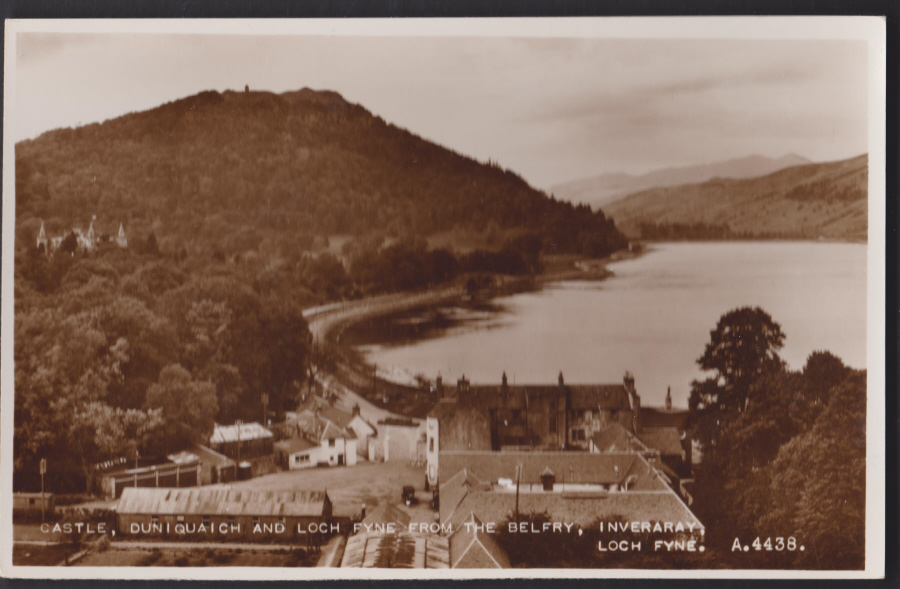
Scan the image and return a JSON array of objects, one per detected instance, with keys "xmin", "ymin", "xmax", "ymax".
[{"xmin": 402, "ymin": 485, "xmax": 418, "ymax": 506}]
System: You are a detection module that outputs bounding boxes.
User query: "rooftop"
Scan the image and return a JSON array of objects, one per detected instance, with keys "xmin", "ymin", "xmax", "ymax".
[
  {"xmin": 438, "ymin": 452, "xmax": 697, "ymax": 529},
  {"xmin": 341, "ymin": 532, "xmax": 450, "ymax": 568},
  {"xmin": 591, "ymin": 423, "xmax": 648, "ymax": 453},
  {"xmin": 449, "ymin": 512, "xmax": 511, "ymax": 569},
  {"xmin": 362, "ymin": 503, "xmax": 412, "ymax": 530},
  {"xmin": 210, "ymin": 422, "xmax": 274, "ymax": 445},
  {"xmin": 638, "ymin": 428, "xmax": 686, "ymax": 457},
  {"xmin": 273, "ymin": 437, "xmax": 318, "ymax": 454},
  {"xmin": 438, "ymin": 451, "xmax": 664, "ymax": 490},
  {"xmin": 117, "ymin": 487, "xmax": 329, "ymax": 517}
]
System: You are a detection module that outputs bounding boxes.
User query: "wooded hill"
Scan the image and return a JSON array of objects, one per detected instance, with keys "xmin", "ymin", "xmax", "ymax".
[
  {"xmin": 15, "ymin": 88, "xmax": 626, "ymax": 260},
  {"xmin": 602, "ymin": 154, "xmax": 867, "ymax": 241}
]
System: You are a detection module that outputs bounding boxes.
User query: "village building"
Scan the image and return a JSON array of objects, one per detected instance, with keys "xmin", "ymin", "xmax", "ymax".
[
  {"xmin": 209, "ymin": 422, "xmax": 274, "ymax": 461},
  {"xmin": 425, "ymin": 372, "xmax": 693, "ymax": 489},
  {"xmin": 274, "ymin": 402, "xmax": 360, "ymax": 469},
  {"xmin": 369, "ymin": 418, "xmax": 424, "ymax": 463},
  {"xmin": 97, "ymin": 456, "xmax": 201, "ymax": 500},
  {"xmin": 13, "ymin": 493, "xmax": 55, "ymax": 519},
  {"xmin": 437, "ymin": 451, "xmax": 703, "ymax": 540},
  {"xmin": 116, "ymin": 487, "xmax": 333, "ymax": 539}
]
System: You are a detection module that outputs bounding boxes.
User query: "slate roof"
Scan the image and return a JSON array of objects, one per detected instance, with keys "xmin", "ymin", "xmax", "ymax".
[
  {"xmin": 362, "ymin": 503, "xmax": 412, "ymax": 530},
  {"xmin": 117, "ymin": 487, "xmax": 329, "ymax": 517},
  {"xmin": 449, "ymin": 512, "xmax": 511, "ymax": 569},
  {"xmin": 341, "ymin": 532, "xmax": 450, "ymax": 568},
  {"xmin": 568, "ymin": 385, "xmax": 632, "ymax": 410},
  {"xmin": 444, "ymin": 488, "xmax": 703, "ymax": 531},
  {"xmin": 457, "ymin": 383, "xmax": 632, "ymax": 412},
  {"xmin": 640, "ymin": 407, "xmax": 689, "ymax": 429},
  {"xmin": 590, "ymin": 423, "xmax": 648, "ymax": 453},
  {"xmin": 638, "ymin": 428, "xmax": 685, "ymax": 457},
  {"xmin": 428, "ymin": 399, "xmax": 461, "ymax": 420},
  {"xmin": 210, "ymin": 422, "xmax": 273, "ymax": 444},
  {"xmin": 318, "ymin": 404, "xmax": 354, "ymax": 430},
  {"xmin": 438, "ymin": 452, "xmax": 678, "ymax": 526},
  {"xmin": 438, "ymin": 451, "xmax": 659, "ymax": 489},
  {"xmin": 273, "ymin": 437, "xmax": 318, "ymax": 455}
]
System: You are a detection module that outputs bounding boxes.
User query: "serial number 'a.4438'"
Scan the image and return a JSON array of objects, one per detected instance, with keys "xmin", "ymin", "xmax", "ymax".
[{"xmin": 732, "ymin": 537, "xmax": 804, "ymax": 552}]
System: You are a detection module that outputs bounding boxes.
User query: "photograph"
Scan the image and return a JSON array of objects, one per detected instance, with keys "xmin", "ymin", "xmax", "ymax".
[{"xmin": 0, "ymin": 17, "xmax": 886, "ymax": 580}]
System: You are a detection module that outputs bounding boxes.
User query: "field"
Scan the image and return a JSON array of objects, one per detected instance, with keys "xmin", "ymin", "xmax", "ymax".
[{"xmin": 226, "ymin": 460, "xmax": 436, "ymax": 522}]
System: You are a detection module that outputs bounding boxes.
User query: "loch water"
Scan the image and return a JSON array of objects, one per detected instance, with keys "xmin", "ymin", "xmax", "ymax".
[{"xmin": 352, "ymin": 242, "xmax": 867, "ymax": 408}]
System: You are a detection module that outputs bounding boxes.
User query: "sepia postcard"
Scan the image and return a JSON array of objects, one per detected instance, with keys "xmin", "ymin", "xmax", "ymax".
[{"xmin": 0, "ymin": 16, "xmax": 886, "ymax": 580}]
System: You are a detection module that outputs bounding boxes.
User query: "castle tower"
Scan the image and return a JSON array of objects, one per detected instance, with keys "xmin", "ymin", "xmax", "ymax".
[
  {"xmin": 116, "ymin": 222, "xmax": 128, "ymax": 248},
  {"xmin": 37, "ymin": 221, "xmax": 48, "ymax": 251}
]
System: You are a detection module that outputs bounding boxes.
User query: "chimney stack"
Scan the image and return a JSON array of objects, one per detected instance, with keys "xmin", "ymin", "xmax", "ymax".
[
  {"xmin": 624, "ymin": 371, "xmax": 641, "ymax": 435},
  {"xmin": 457, "ymin": 375, "xmax": 470, "ymax": 403}
]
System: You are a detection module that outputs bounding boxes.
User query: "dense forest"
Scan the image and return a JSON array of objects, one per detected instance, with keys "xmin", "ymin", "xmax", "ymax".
[{"xmin": 14, "ymin": 88, "xmax": 627, "ymax": 492}]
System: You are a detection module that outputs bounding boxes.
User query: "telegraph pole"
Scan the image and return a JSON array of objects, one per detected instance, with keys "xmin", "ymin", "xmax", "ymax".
[
  {"xmin": 39, "ymin": 459, "xmax": 47, "ymax": 524},
  {"xmin": 236, "ymin": 419, "xmax": 242, "ymax": 463},
  {"xmin": 515, "ymin": 463, "xmax": 521, "ymax": 524}
]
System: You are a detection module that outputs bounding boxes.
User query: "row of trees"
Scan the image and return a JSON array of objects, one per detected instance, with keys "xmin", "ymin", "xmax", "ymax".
[
  {"xmin": 688, "ymin": 307, "xmax": 865, "ymax": 569},
  {"xmin": 482, "ymin": 308, "xmax": 865, "ymax": 571}
]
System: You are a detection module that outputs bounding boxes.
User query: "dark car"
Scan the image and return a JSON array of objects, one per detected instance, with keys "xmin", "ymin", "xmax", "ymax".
[{"xmin": 402, "ymin": 485, "xmax": 418, "ymax": 506}]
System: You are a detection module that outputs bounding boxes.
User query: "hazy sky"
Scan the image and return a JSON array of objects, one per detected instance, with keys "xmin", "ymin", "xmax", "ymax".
[{"xmin": 15, "ymin": 33, "xmax": 868, "ymax": 190}]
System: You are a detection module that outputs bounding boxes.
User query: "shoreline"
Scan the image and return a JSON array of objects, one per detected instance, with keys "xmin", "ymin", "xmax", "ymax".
[{"xmin": 304, "ymin": 248, "xmax": 646, "ymax": 416}]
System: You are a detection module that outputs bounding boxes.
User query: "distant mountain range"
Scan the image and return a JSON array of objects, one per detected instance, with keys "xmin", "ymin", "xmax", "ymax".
[
  {"xmin": 550, "ymin": 154, "xmax": 812, "ymax": 210},
  {"xmin": 15, "ymin": 88, "xmax": 626, "ymax": 259},
  {"xmin": 603, "ymin": 154, "xmax": 867, "ymax": 241}
]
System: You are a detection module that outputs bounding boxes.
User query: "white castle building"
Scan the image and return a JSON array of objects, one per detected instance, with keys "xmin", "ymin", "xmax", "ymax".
[{"xmin": 37, "ymin": 217, "xmax": 127, "ymax": 253}]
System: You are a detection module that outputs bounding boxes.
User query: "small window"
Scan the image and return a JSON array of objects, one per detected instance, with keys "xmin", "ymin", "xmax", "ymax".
[
  {"xmin": 329, "ymin": 439, "xmax": 336, "ymax": 447},
  {"xmin": 151, "ymin": 515, "xmax": 160, "ymax": 524},
  {"xmin": 29, "ymin": 498, "xmax": 35, "ymax": 505},
  {"xmin": 429, "ymin": 438, "xmax": 435, "ymax": 452},
  {"xmin": 252, "ymin": 516, "xmax": 260, "ymax": 525},
  {"xmin": 202, "ymin": 515, "xmax": 211, "ymax": 524},
  {"xmin": 227, "ymin": 516, "xmax": 235, "ymax": 524}
]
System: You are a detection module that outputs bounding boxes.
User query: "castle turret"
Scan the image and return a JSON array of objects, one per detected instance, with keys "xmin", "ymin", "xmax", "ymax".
[
  {"xmin": 37, "ymin": 222, "xmax": 48, "ymax": 252},
  {"xmin": 116, "ymin": 222, "xmax": 128, "ymax": 248}
]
